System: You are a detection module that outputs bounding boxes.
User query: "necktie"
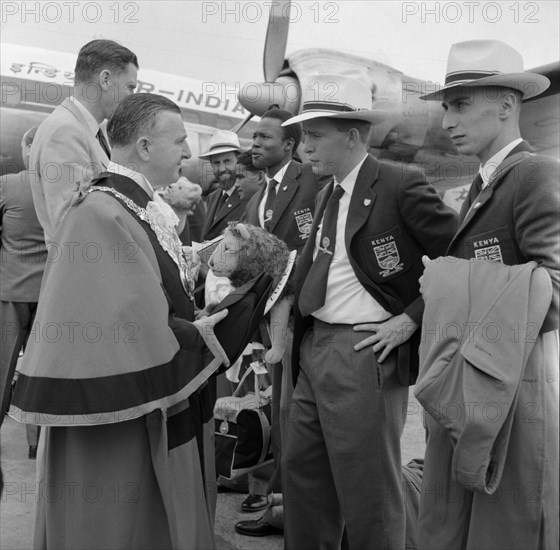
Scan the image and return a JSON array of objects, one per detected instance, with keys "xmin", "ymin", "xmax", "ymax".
[
  {"xmin": 298, "ymin": 184, "xmax": 345, "ymax": 317},
  {"xmin": 218, "ymin": 191, "xmax": 229, "ymax": 211},
  {"xmin": 263, "ymin": 179, "xmax": 278, "ymax": 231},
  {"xmin": 213, "ymin": 192, "xmax": 229, "ymax": 223},
  {"xmin": 96, "ymin": 129, "xmax": 111, "ymax": 159},
  {"xmin": 459, "ymin": 172, "xmax": 484, "ymax": 221}
]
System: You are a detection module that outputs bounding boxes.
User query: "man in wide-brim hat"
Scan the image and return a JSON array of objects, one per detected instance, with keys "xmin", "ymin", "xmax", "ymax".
[
  {"xmin": 199, "ymin": 129, "xmax": 247, "ymax": 241},
  {"xmin": 279, "ymin": 74, "xmax": 457, "ymax": 549},
  {"xmin": 417, "ymin": 40, "xmax": 559, "ymax": 550}
]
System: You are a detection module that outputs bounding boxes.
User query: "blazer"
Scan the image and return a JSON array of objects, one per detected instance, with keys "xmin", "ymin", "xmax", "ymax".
[
  {"xmin": 447, "ymin": 141, "xmax": 559, "ymax": 331},
  {"xmin": 29, "ymin": 98, "xmax": 109, "ymax": 243},
  {"xmin": 292, "ymin": 154, "xmax": 458, "ymax": 385},
  {"xmin": 0, "ymin": 170, "xmax": 47, "ymax": 301},
  {"xmin": 201, "ymin": 188, "xmax": 247, "ymax": 241},
  {"xmin": 244, "ymin": 161, "xmax": 321, "ymax": 253}
]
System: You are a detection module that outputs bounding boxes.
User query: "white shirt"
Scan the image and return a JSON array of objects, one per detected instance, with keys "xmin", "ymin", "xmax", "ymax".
[
  {"xmin": 106, "ymin": 161, "xmax": 179, "ymax": 227},
  {"xmin": 480, "ymin": 138, "xmax": 523, "ymax": 189},
  {"xmin": 258, "ymin": 161, "xmax": 291, "ymax": 228},
  {"xmin": 312, "ymin": 155, "xmax": 392, "ymax": 325}
]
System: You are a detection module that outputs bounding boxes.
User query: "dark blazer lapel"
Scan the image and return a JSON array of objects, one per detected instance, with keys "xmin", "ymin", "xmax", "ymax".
[
  {"xmin": 269, "ymin": 161, "xmax": 300, "ymax": 232},
  {"xmin": 243, "ymin": 185, "xmax": 266, "ymax": 227},
  {"xmin": 213, "ymin": 191, "xmax": 241, "ymax": 226},
  {"xmin": 449, "ymin": 141, "xmax": 534, "ymax": 248},
  {"xmin": 345, "ymin": 155, "xmax": 378, "ymax": 248},
  {"xmin": 202, "ymin": 190, "xmax": 220, "ymax": 236}
]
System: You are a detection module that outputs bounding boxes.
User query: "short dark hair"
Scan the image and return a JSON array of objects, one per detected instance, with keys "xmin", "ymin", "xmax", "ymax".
[
  {"xmin": 22, "ymin": 126, "xmax": 38, "ymax": 146},
  {"xmin": 107, "ymin": 93, "xmax": 181, "ymax": 147},
  {"xmin": 74, "ymin": 39, "xmax": 138, "ymax": 84},
  {"xmin": 261, "ymin": 108, "xmax": 302, "ymax": 156},
  {"xmin": 236, "ymin": 150, "xmax": 260, "ymax": 172},
  {"xmin": 332, "ymin": 118, "xmax": 372, "ymax": 143}
]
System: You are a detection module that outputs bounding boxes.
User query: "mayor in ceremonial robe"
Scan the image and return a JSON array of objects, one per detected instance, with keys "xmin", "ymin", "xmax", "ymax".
[{"xmin": 9, "ymin": 93, "xmax": 230, "ymax": 550}]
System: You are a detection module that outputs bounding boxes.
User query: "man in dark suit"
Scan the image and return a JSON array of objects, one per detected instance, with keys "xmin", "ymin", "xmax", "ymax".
[
  {"xmin": 245, "ymin": 108, "xmax": 321, "ymax": 253},
  {"xmin": 199, "ymin": 130, "xmax": 246, "ymax": 241},
  {"xmin": 30, "ymin": 39, "xmax": 138, "ymax": 243},
  {"xmin": 280, "ymin": 75, "xmax": 457, "ymax": 549},
  {"xmin": 0, "ymin": 127, "xmax": 46, "ymax": 460},
  {"xmin": 418, "ymin": 40, "xmax": 559, "ymax": 550}
]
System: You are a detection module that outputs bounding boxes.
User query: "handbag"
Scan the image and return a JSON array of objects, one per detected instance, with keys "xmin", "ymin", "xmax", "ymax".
[{"xmin": 214, "ymin": 361, "xmax": 273, "ymax": 479}]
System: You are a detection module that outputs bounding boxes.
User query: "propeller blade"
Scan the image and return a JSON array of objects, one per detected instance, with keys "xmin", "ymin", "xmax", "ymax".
[
  {"xmin": 263, "ymin": 0, "xmax": 291, "ymax": 82},
  {"xmin": 230, "ymin": 113, "xmax": 254, "ymax": 134}
]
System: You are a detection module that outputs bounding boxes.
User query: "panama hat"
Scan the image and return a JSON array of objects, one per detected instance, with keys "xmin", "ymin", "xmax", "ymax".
[
  {"xmin": 282, "ymin": 74, "xmax": 387, "ymax": 126},
  {"xmin": 420, "ymin": 40, "xmax": 550, "ymax": 101},
  {"xmin": 199, "ymin": 130, "xmax": 243, "ymax": 159}
]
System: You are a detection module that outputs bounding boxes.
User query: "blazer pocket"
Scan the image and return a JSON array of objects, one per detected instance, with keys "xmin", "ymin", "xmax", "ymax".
[
  {"xmin": 288, "ymin": 200, "xmax": 315, "ymax": 249},
  {"xmin": 359, "ymin": 225, "xmax": 413, "ymax": 282},
  {"xmin": 460, "ymin": 226, "xmax": 517, "ymax": 264}
]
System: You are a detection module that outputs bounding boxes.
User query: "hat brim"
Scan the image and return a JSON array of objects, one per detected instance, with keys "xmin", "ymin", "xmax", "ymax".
[
  {"xmin": 420, "ymin": 73, "xmax": 550, "ymax": 101},
  {"xmin": 199, "ymin": 146, "xmax": 242, "ymax": 159},
  {"xmin": 282, "ymin": 109, "xmax": 387, "ymax": 126}
]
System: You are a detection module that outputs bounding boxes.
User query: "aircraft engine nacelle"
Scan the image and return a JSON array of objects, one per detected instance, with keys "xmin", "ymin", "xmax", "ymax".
[{"xmin": 237, "ymin": 75, "xmax": 300, "ymax": 116}]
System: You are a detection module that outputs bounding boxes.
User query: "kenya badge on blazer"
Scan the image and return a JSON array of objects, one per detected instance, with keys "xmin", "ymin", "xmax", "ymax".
[
  {"xmin": 294, "ymin": 207, "xmax": 313, "ymax": 241},
  {"xmin": 371, "ymin": 232, "xmax": 404, "ymax": 277},
  {"xmin": 474, "ymin": 238, "xmax": 503, "ymax": 262},
  {"xmin": 464, "ymin": 226, "xmax": 516, "ymax": 264}
]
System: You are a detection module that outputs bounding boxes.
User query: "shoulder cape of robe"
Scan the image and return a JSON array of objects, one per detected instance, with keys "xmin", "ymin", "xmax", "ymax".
[{"xmin": 9, "ymin": 174, "xmax": 214, "ymax": 426}]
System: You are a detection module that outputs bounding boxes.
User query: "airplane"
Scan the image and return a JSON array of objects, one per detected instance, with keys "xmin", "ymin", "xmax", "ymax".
[
  {"xmin": 0, "ymin": 43, "xmax": 256, "ymax": 191},
  {"xmin": 229, "ymin": 0, "xmax": 559, "ymax": 209},
  {"xmin": 1, "ymin": 2, "xmax": 558, "ymax": 210}
]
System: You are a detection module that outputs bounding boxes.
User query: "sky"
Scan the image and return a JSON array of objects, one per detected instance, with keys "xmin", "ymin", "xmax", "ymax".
[{"xmin": 1, "ymin": 1, "xmax": 559, "ymax": 88}]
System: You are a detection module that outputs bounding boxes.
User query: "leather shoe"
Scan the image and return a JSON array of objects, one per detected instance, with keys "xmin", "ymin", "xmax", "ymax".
[
  {"xmin": 241, "ymin": 493, "xmax": 268, "ymax": 512},
  {"xmin": 235, "ymin": 517, "xmax": 283, "ymax": 537}
]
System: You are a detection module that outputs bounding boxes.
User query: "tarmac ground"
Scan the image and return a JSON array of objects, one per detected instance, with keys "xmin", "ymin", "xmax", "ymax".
[{"xmin": 1, "ymin": 393, "xmax": 425, "ymax": 550}]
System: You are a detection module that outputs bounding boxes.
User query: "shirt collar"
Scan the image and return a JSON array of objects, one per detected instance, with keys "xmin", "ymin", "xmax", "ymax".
[
  {"xmin": 479, "ymin": 138, "xmax": 523, "ymax": 187},
  {"xmin": 335, "ymin": 154, "xmax": 368, "ymax": 196},
  {"xmin": 106, "ymin": 161, "xmax": 155, "ymax": 198},
  {"xmin": 69, "ymin": 96, "xmax": 100, "ymax": 137},
  {"xmin": 267, "ymin": 160, "xmax": 291, "ymax": 185}
]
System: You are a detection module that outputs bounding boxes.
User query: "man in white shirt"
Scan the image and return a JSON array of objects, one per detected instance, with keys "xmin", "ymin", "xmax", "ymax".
[
  {"xmin": 29, "ymin": 39, "xmax": 138, "ymax": 243},
  {"xmin": 418, "ymin": 40, "xmax": 559, "ymax": 550},
  {"xmin": 280, "ymin": 75, "xmax": 457, "ymax": 549}
]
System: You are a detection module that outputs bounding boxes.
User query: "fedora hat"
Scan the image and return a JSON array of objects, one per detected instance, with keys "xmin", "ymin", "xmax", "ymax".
[
  {"xmin": 199, "ymin": 130, "xmax": 243, "ymax": 159},
  {"xmin": 282, "ymin": 74, "xmax": 387, "ymax": 126},
  {"xmin": 420, "ymin": 40, "xmax": 550, "ymax": 101}
]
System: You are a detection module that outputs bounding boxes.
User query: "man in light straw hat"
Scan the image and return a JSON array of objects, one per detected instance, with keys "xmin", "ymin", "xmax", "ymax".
[
  {"xmin": 199, "ymin": 129, "xmax": 246, "ymax": 241},
  {"xmin": 417, "ymin": 40, "xmax": 559, "ymax": 550},
  {"xmin": 280, "ymin": 74, "xmax": 457, "ymax": 549}
]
